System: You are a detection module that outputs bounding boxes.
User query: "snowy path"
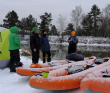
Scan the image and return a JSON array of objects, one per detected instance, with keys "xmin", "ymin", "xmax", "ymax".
[{"xmin": 0, "ymin": 56, "xmax": 82, "ymax": 93}]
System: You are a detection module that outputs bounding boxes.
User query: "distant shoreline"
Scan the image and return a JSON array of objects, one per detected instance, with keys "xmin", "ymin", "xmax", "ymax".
[
  {"xmin": 20, "ymin": 35, "xmax": 110, "ymax": 47},
  {"xmin": 50, "ymin": 43, "xmax": 110, "ymax": 46}
]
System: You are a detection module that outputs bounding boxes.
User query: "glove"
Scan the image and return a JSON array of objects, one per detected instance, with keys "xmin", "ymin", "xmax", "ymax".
[{"xmin": 71, "ymin": 37, "xmax": 74, "ymax": 41}]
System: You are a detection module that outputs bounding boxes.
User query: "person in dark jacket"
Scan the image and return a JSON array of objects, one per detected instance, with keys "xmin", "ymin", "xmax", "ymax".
[
  {"xmin": 9, "ymin": 26, "xmax": 21, "ymax": 72},
  {"xmin": 66, "ymin": 53, "xmax": 84, "ymax": 61},
  {"xmin": 40, "ymin": 30, "xmax": 51, "ymax": 63},
  {"xmin": 30, "ymin": 27, "xmax": 41, "ymax": 65},
  {"xmin": 68, "ymin": 31, "xmax": 78, "ymax": 54}
]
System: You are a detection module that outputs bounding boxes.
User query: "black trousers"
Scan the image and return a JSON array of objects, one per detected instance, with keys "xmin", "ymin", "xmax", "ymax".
[
  {"xmin": 43, "ymin": 51, "xmax": 51, "ymax": 63},
  {"xmin": 32, "ymin": 50, "xmax": 39, "ymax": 64},
  {"xmin": 9, "ymin": 49, "xmax": 20, "ymax": 72},
  {"xmin": 68, "ymin": 46, "xmax": 76, "ymax": 54}
]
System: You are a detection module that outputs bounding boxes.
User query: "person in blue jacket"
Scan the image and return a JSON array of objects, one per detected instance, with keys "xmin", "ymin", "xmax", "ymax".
[{"xmin": 40, "ymin": 30, "xmax": 51, "ymax": 63}]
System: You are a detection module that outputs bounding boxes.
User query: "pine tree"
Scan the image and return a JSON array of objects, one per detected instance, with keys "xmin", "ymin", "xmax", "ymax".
[
  {"xmin": 19, "ymin": 14, "xmax": 37, "ymax": 36},
  {"xmin": 50, "ymin": 25, "xmax": 59, "ymax": 35},
  {"xmin": 3, "ymin": 10, "xmax": 19, "ymax": 28},
  {"xmin": 26, "ymin": 14, "xmax": 37, "ymax": 32},
  {"xmin": 39, "ymin": 12, "xmax": 52, "ymax": 34},
  {"xmin": 63, "ymin": 23, "xmax": 74, "ymax": 35},
  {"xmin": 82, "ymin": 5, "xmax": 100, "ymax": 36},
  {"xmin": 82, "ymin": 14, "xmax": 93, "ymax": 36},
  {"xmin": 90, "ymin": 5, "xmax": 101, "ymax": 37}
]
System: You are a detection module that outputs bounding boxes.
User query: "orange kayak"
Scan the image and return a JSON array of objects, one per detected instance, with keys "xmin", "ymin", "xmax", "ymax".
[
  {"xmin": 29, "ymin": 58, "xmax": 110, "ymax": 90},
  {"xmin": 16, "ymin": 57, "xmax": 95, "ymax": 76},
  {"xmin": 80, "ymin": 64, "xmax": 110, "ymax": 93}
]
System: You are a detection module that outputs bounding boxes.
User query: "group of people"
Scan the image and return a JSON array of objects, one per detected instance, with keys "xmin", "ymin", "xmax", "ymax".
[
  {"xmin": 8, "ymin": 26, "xmax": 79, "ymax": 72},
  {"xmin": 30, "ymin": 27, "xmax": 51, "ymax": 67}
]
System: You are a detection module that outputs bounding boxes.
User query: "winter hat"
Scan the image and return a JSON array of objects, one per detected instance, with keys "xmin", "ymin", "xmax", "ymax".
[
  {"xmin": 33, "ymin": 27, "xmax": 38, "ymax": 32},
  {"xmin": 71, "ymin": 31, "xmax": 76, "ymax": 35}
]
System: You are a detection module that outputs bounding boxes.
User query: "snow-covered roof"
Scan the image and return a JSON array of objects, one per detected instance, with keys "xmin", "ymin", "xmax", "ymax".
[{"xmin": 0, "ymin": 27, "xmax": 8, "ymax": 32}]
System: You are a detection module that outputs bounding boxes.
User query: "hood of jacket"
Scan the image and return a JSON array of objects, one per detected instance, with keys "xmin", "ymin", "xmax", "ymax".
[{"xmin": 10, "ymin": 26, "xmax": 18, "ymax": 34}]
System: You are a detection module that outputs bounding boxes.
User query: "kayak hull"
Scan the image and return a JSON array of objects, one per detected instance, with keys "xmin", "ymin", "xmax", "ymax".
[
  {"xmin": 29, "ymin": 58, "xmax": 110, "ymax": 90},
  {"xmin": 81, "ymin": 78, "xmax": 110, "ymax": 93},
  {"xmin": 80, "ymin": 64, "xmax": 110, "ymax": 93}
]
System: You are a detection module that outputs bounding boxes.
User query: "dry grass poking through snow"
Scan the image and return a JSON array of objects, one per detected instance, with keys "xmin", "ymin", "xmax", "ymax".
[{"xmin": 21, "ymin": 45, "xmax": 44, "ymax": 61}]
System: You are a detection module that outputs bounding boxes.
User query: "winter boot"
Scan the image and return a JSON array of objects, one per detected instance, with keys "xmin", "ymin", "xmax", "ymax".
[{"xmin": 30, "ymin": 63, "xmax": 37, "ymax": 68}]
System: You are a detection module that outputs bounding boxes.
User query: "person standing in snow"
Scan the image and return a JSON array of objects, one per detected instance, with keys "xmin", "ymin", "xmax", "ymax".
[
  {"xmin": 40, "ymin": 30, "xmax": 51, "ymax": 63},
  {"xmin": 30, "ymin": 27, "xmax": 41, "ymax": 66},
  {"xmin": 9, "ymin": 26, "xmax": 21, "ymax": 72},
  {"xmin": 68, "ymin": 31, "xmax": 78, "ymax": 54}
]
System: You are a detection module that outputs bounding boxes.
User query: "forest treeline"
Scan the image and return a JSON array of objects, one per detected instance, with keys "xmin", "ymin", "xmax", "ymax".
[{"xmin": 0, "ymin": 4, "xmax": 110, "ymax": 38}]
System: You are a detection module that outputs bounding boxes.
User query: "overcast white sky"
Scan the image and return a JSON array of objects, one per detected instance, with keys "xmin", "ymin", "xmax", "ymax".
[{"xmin": 0, "ymin": 0, "xmax": 110, "ymax": 25}]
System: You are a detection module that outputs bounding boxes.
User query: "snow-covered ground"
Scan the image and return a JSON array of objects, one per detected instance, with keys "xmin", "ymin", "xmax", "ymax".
[{"xmin": 0, "ymin": 51, "xmax": 82, "ymax": 93}]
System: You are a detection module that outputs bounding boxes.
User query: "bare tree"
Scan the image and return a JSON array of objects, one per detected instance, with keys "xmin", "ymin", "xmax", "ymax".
[
  {"xmin": 71, "ymin": 6, "xmax": 84, "ymax": 31},
  {"xmin": 57, "ymin": 15, "xmax": 67, "ymax": 42},
  {"xmin": 57, "ymin": 15, "xmax": 67, "ymax": 35}
]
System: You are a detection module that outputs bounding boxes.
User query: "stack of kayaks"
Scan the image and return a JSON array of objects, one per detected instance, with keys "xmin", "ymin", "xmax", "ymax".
[
  {"xmin": 28, "ymin": 58, "xmax": 110, "ymax": 90},
  {"xmin": 16, "ymin": 56, "xmax": 95, "ymax": 76},
  {"xmin": 80, "ymin": 61, "xmax": 110, "ymax": 93},
  {"xmin": 16, "ymin": 57, "xmax": 110, "ymax": 92}
]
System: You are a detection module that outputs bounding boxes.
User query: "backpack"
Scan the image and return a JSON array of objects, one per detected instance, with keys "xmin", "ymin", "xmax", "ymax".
[
  {"xmin": 67, "ymin": 65, "xmax": 84, "ymax": 74},
  {"xmin": 94, "ymin": 58, "xmax": 105, "ymax": 64}
]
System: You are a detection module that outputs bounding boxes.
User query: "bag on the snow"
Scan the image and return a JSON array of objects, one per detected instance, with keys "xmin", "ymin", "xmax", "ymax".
[
  {"xmin": 86, "ymin": 63, "xmax": 97, "ymax": 68},
  {"xmin": 94, "ymin": 58, "xmax": 105, "ymax": 64},
  {"xmin": 67, "ymin": 65, "xmax": 84, "ymax": 74},
  {"xmin": 50, "ymin": 63, "xmax": 64, "ymax": 67},
  {"xmin": 66, "ymin": 53, "xmax": 84, "ymax": 61}
]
